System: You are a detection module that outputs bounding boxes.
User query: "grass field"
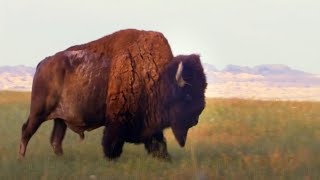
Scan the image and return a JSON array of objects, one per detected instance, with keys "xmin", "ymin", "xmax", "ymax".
[{"xmin": 0, "ymin": 91, "xmax": 320, "ymax": 179}]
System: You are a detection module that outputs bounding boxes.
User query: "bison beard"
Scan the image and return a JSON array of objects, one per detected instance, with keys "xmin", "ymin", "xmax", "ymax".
[{"xmin": 19, "ymin": 29, "xmax": 207, "ymax": 160}]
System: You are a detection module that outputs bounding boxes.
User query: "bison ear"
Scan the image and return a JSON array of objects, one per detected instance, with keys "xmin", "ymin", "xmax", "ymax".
[{"xmin": 175, "ymin": 62, "xmax": 187, "ymax": 87}]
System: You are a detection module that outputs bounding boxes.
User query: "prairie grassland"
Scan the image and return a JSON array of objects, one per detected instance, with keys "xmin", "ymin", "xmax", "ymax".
[{"xmin": 0, "ymin": 91, "xmax": 320, "ymax": 179}]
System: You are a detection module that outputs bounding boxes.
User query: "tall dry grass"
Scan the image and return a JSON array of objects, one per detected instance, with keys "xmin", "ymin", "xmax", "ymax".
[{"xmin": 0, "ymin": 92, "xmax": 320, "ymax": 179}]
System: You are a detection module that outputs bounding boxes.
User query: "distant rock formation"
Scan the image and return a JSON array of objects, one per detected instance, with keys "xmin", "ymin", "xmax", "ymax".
[
  {"xmin": 1, "ymin": 64, "xmax": 320, "ymax": 101},
  {"xmin": 0, "ymin": 65, "xmax": 35, "ymax": 91}
]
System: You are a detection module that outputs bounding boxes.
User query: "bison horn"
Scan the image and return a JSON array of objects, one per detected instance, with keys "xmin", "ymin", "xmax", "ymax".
[{"xmin": 175, "ymin": 62, "xmax": 187, "ymax": 87}]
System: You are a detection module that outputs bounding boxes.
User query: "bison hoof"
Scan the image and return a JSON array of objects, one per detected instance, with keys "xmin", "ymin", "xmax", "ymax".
[
  {"xmin": 52, "ymin": 144, "xmax": 63, "ymax": 156},
  {"xmin": 102, "ymin": 140, "xmax": 124, "ymax": 160},
  {"xmin": 106, "ymin": 157, "xmax": 120, "ymax": 162},
  {"xmin": 18, "ymin": 154, "xmax": 25, "ymax": 161},
  {"xmin": 54, "ymin": 150, "xmax": 63, "ymax": 156},
  {"xmin": 104, "ymin": 152, "xmax": 122, "ymax": 160},
  {"xmin": 150, "ymin": 152, "xmax": 172, "ymax": 162},
  {"xmin": 160, "ymin": 154, "xmax": 172, "ymax": 162}
]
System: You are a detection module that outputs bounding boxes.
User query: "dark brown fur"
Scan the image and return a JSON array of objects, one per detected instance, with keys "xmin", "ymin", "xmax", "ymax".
[{"xmin": 19, "ymin": 29, "xmax": 207, "ymax": 160}]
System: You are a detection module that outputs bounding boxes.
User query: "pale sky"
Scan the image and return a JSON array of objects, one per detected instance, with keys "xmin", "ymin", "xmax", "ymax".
[{"xmin": 1, "ymin": 0, "xmax": 320, "ymax": 74}]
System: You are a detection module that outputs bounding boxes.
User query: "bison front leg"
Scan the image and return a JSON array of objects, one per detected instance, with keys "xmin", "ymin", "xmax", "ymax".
[
  {"xmin": 50, "ymin": 118, "xmax": 67, "ymax": 156},
  {"xmin": 102, "ymin": 123, "xmax": 125, "ymax": 160},
  {"xmin": 144, "ymin": 132, "xmax": 171, "ymax": 161}
]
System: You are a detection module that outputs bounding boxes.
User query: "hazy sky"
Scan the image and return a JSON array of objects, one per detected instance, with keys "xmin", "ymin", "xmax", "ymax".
[{"xmin": 1, "ymin": 0, "xmax": 320, "ymax": 74}]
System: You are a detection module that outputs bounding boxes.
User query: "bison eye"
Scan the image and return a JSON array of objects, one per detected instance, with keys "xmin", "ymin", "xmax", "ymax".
[{"xmin": 185, "ymin": 94, "xmax": 192, "ymax": 102}]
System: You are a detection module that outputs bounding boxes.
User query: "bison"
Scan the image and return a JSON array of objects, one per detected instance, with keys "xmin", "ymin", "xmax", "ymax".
[{"xmin": 19, "ymin": 29, "xmax": 207, "ymax": 160}]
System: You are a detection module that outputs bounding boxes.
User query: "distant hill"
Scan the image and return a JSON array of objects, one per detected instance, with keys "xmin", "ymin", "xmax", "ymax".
[
  {"xmin": 0, "ymin": 65, "xmax": 35, "ymax": 75},
  {"xmin": 222, "ymin": 64, "xmax": 308, "ymax": 76},
  {"xmin": 205, "ymin": 64, "xmax": 320, "ymax": 87},
  {"xmin": 0, "ymin": 65, "xmax": 35, "ymax": 91},
  {"xmin": 202, "ymin": 63, "xmax": 218, "ymax": 72},
  {"xmin": 204, "ymin": 64, "xmax": 320, "ymax": 101},
  {"xmin": 0, "ymin": 64, "xmax": 319, "ymax": 101}
]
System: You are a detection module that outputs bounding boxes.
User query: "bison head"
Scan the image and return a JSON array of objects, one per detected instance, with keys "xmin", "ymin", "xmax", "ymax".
[{"xmin": 163, "ymin": 54, "xmax": 207, "ymax": 147}]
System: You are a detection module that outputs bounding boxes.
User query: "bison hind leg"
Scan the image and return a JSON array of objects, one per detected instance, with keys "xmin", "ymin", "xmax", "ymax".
[
  {"xmin": 144, "ymin": 132, "xmax": 171, "ymax": 161},
  {"xmin": 19, "ymin": 114, "xmax": 46, "ymax": 158},
  {"xmin": 50, "ymin": 118, "xmax": 67, "ymax": 156}
]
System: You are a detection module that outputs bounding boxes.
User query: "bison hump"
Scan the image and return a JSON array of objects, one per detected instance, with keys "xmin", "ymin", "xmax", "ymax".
[{"xmin": 106, "ymin": 30, "xmax": 173, "ymax": 122}]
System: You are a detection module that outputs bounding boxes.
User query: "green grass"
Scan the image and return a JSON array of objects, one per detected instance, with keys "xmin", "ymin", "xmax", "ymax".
[{"xmin": 1, "ymin": 91, "xmax": 320, "ymax": 179}]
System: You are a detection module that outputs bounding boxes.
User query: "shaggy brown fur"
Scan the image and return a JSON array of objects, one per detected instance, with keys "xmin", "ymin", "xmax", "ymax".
[{"xmin": 19, "ymin": 29, "xmax": 207, "ymax": 160}]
